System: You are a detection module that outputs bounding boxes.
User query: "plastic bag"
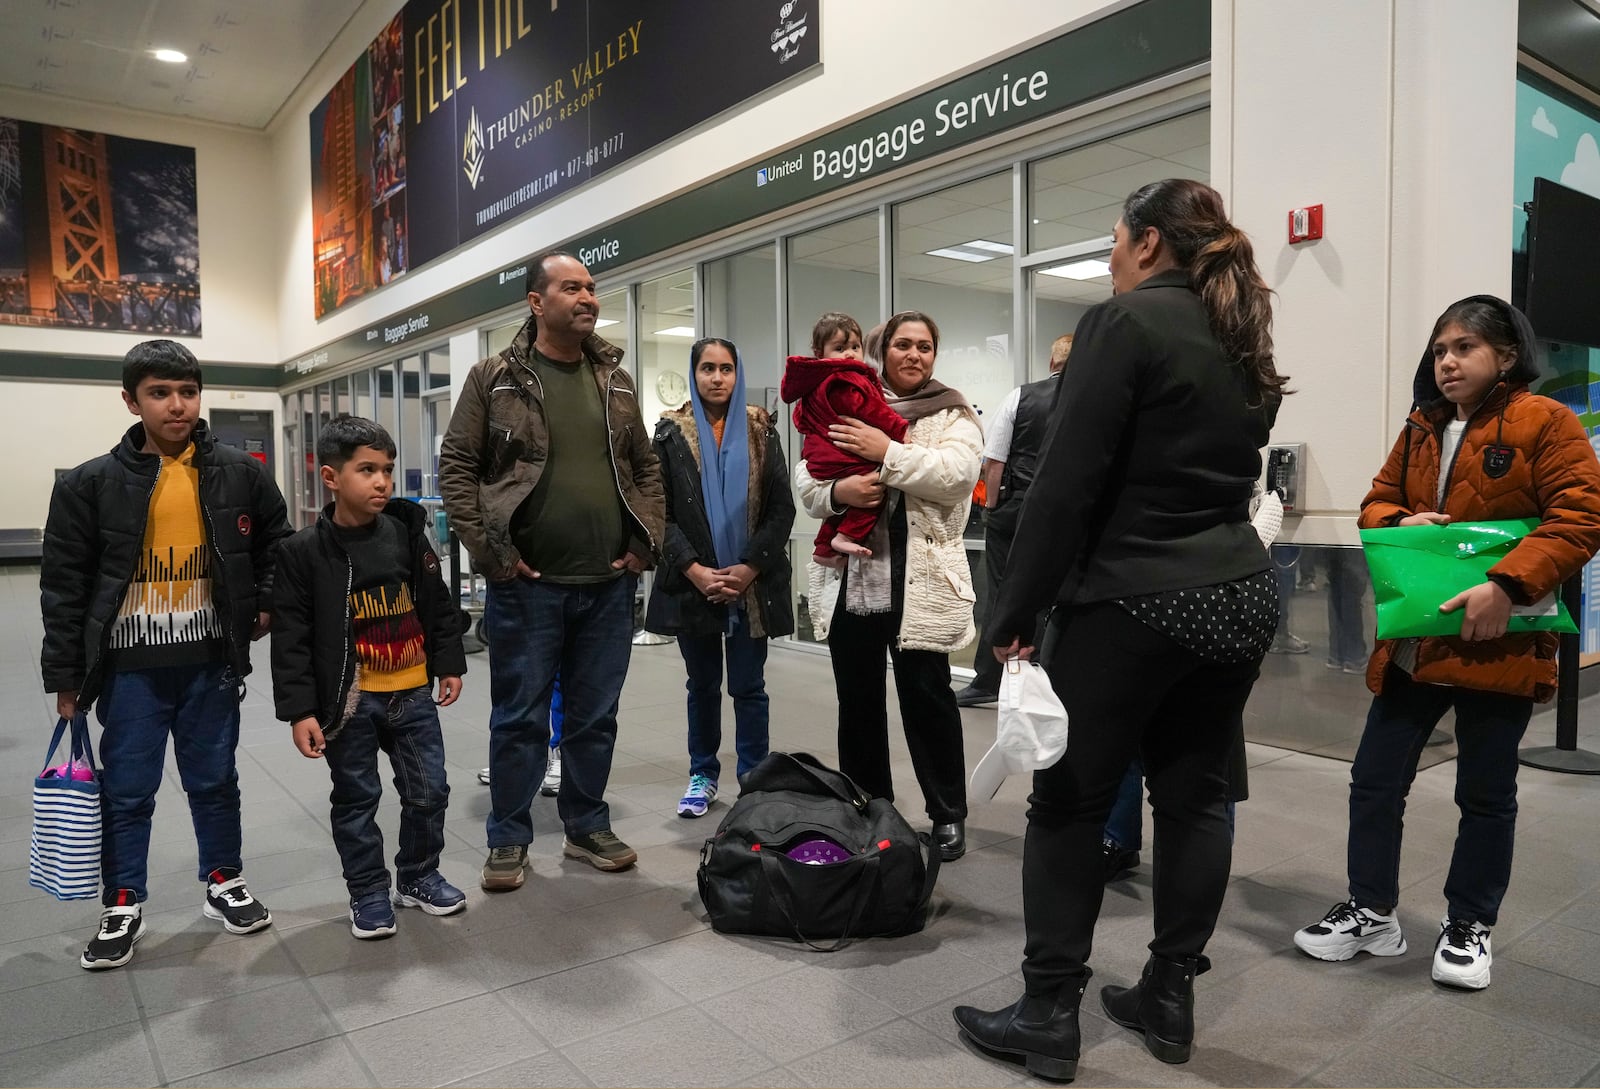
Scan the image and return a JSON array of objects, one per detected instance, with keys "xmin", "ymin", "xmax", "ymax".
[{"xmin": 1360, "ymin": 518, "xmax": 1576, "ymax": 640}]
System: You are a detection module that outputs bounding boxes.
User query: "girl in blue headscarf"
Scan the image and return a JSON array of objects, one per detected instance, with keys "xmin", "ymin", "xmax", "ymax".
[{"xmin": 644, "ymin": 338, "xmax": 797, "ymax": 817}]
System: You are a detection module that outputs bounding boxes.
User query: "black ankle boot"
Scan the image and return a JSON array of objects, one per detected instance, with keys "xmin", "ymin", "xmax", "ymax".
[
  {"xmin": 953, "ymin": 974, "xmax": 1089, "ymax": 1082},
  {"xmin": 1100, "ymin": 953, "xmax": 1204, "ymax": 1064}
]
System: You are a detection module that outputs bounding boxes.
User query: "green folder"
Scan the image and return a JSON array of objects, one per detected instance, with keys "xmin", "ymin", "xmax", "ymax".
[{"xmin": 1359, "ymin": 518, "xmax": 1577, "ymax": 640}]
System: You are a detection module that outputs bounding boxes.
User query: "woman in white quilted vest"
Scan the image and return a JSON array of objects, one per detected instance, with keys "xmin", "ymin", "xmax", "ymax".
[{"xmin": 794, "ymin": 310, "xmax": 982, "ymax": 862}]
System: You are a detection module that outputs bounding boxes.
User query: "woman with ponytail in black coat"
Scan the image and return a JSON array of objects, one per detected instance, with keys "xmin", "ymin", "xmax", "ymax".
[{"xmin": 954, "ymin": 179, "xmax": 1290, "ymax": 1080}]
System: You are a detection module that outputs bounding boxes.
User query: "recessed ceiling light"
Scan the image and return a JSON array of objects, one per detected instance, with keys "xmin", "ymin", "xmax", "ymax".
[
  {"xmin": 925, "ymin": 247, "xmax": 994, "ymax": 263},
  {"xmin": 593, "ymin": 318, "xmax": 619, "ymax": 328},
  {"xmin": 151, "ymin": 48, "xmax": 188, "ymax": 63},
  {"xmin": 653, "ymin": 326, "xmax": 697, "ymax": 337},
  {"xmin": 925, "ymin": 238, "xmax": 1014, "ymax": 263},
  {"xmin": 1038, "ymin": 258, "xmax": 1111, "ymax": 280}
]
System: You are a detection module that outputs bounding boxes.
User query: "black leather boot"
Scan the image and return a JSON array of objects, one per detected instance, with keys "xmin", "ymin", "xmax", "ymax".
[
  {"xmin": 1100, "ymin": 953, "xmax": 1204, "ymax": 1063},
  {"xmin": 953, "ymin": 974, "xmax": 1089, "ymax": 1082}
]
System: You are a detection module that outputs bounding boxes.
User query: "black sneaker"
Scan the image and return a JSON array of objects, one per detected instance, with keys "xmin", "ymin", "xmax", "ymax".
[
  {"xmin": 203, "ymin": 869, "xmax": 273, "ymax": 934},
  {"xmin": 563, "ymin": 829, "xmax": 638, "ymax": 872},
  {"xmin": 81, "ymin": 891, "xmax": 143, "ymax": 971}
]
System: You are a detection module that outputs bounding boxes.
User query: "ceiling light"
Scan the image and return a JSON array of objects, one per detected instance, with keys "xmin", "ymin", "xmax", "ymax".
[
  {"xmin": 925, "ymin": 238, "xmax": 1014, "ymax": 263},
  {"xmin": 151, "ymin": 48, "xmax": 188, "ymax": 63},
  {"xmin": 925, "ymin": 247, "xmax": 993, "ymax": 263},
  {"xmin": 593, "ymin": 318, "xmax": 619, "ymax": 329},
  {"xmin": 653, "ymin": 326, "xmax": 697, "ymax": 337},
  {"xmin": 1039, "ymin": 258, "xmax": 1111, "ymax": 280}
]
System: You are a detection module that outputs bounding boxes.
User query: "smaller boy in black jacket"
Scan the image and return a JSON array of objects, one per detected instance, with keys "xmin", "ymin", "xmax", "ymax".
[{"xmin": 272, "ymin": 415, "xmax": 468, "ymax": 940}]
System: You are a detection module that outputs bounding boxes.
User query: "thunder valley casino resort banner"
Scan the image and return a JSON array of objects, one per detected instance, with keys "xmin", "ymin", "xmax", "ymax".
[{"xmin": 311, "ymin": 0, "xmax": 819, "ymax": 318}]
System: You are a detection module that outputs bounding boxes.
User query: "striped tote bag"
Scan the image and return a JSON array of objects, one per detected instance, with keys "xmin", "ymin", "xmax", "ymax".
[{"xmin": 29, "ymin": 714, "xmax": 102, "ymax": 901}]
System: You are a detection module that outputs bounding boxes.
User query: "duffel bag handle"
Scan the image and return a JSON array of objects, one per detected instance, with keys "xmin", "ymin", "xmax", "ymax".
[
  {"xmin": 760, "ymin": 850, "xmax": 881, "ymax": 953},
  {"xmin": 767, "ymin": 752, "xmax": 871, "ymax": 810}
]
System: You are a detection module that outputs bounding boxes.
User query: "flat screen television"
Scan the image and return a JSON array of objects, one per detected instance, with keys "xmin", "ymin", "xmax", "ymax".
[{"xmin": 1525, "ymin": 177, "xmax": 1600, "ymax": 349}]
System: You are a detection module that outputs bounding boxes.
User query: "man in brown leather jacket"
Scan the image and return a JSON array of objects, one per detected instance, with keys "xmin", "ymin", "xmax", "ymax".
[{"xmin": 440, "ymin": 251, "xmax": 664, "ymax": 889}]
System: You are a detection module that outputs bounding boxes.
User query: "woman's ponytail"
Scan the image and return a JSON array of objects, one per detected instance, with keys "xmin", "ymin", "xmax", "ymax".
[{"xmin": 1122, "ymin": 179, "xmax": 1290, "ymax": 405}]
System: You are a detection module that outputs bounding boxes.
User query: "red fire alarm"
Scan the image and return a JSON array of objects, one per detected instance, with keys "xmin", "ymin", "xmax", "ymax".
[{"xmin": 1288, "ymin": 204, "xmax": 1323, "ymax": 244}]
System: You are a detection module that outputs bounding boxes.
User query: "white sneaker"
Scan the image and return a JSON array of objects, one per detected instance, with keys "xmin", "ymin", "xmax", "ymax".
[
  {"xmin": 1432, "ymin": 917, "xmax": 1492, "ymax": 990},
  {"xmin": 540, "ymin": 748, "xmax": 562, "ymax": 797},
  {"xmin": 1294, "ymin": 899, "xmax": 1407, "ymax": 961}
]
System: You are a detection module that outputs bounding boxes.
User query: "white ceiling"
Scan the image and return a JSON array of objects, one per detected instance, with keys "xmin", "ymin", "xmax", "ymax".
[{"xmin": 0, "ymin": 0, "xmax": 368, "ymax": 129}]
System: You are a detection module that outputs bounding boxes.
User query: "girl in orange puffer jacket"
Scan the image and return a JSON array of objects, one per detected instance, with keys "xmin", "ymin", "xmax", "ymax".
[{"xmin": 1293, "ymin": 295, "xmax": 1600, "ymax": 992}]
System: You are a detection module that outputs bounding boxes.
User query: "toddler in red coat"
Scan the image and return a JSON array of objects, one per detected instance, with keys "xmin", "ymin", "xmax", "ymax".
[{"xmin": 781, "ymin": 312, "xmax": 908, "ymax": 567}]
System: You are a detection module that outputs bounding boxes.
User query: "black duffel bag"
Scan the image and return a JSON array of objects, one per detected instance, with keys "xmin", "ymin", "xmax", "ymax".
[{"xmin": 697, "ymin": 752, "xmax": 940, "ymax": 949}]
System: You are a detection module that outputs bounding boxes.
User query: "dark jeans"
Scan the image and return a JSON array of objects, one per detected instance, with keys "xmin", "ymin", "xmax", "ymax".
[
  {"xmin": 971, "ymin": 500, "xmax": 1021, "ymax": 693},
  {"xmin": 323, "ymin": 686, "xmax": 450, "ymax": 897},
  {"xmin": 1347, "ymin": 667, "xmax": 1532, "ymax": 926},
  {"xmin": 485, "ymin": 573, "xmax": 634, "ymax": 845},
  {"xmin": 828, "ymin": 606, "xmax": 967, "ymax": 824},
  {"xmin": 679, "ymin": 619, "xmax": 770, "ymax": 783},
  {"xmin": 1326, "ymin": 548, "xmax": 1369, "ymax": 668},
  {"xmin": 96, "ymin": 661, "xmax": 243, "ymax": 903},
  {"xmin": 1023, "ymin": 601, "xmax": 1262, "ymax": 995}
]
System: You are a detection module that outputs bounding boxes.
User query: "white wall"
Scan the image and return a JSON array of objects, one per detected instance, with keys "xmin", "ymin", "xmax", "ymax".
[
  {"xmin": 268, "ymin": 0, "xmax": 1123, "ymax": 364},
  {"xmin": 0, "ymin": 87, "xmax": 280, "ymax": 365},
  {"xmin": 0, "ymin": 382, "xmax": 282, "ymax": 529},
  {"xmin": 1214, "ymin": 0, "xmax": 1517, "ymax": 543}
]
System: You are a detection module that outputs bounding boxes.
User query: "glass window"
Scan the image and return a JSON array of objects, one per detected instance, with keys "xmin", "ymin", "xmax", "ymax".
[
  {"xmin": 594, "ymin": 286, "xmax": 629, "ymax": 359},
  {"xmin": 787, "ymin": 212, "xmax": 880, "ymax": 355},
  {"xmin": 398, "ymin": 355, "xmax": 423, "ymax": 495},
  {"xmin": 1028, "ymin": 110, "xmax": 1209, "ymax": 253},
  {"xmin": 893, "ymin": 172, "xmax": 1016, "ymax": 424},
  {"xmin": 484, "ymin": 314, "xmax": 523, "ymax": 357},
  {"xmin": 637, "ymin": 268, "xmax": 696, "ymax": 424},
  {"xmin": 784, "ymin": 213, "xmax": 883, "ymax": 645},
  {"xmin": 350, "ymin": 368, "xmax": 373, "ymax": 419},
  {"xmin": 422, "ymin": 393, "xmax": 449, "ymax": 496},
  {"xmin": 424, "ymin": 347, "xmax": 451, "ymax": 391},
  {"xmin": 703, "ymin": 246, "xmax": 779, "ymax": 400},
  {"xmin": 377, "ymin": 365, "xmax": 398, "ymax": 442},
  {"xmin": 1029, "ymin": 253, "xmax": 1111, "ymax": 382}
]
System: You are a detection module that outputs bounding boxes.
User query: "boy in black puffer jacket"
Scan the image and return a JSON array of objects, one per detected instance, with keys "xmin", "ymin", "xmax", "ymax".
[
  {"xmin": 41, "ymin": 340, "xmax": 292, "ymax": 971},
  {"xmin": 271, "ymin": 415, "xmax": 468, "ymax": 941}
]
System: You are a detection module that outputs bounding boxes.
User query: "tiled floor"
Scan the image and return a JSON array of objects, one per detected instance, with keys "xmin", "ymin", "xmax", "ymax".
[{"xmin": 3, "ymin": 563, "xmax": 1600, "ymax": 1088}]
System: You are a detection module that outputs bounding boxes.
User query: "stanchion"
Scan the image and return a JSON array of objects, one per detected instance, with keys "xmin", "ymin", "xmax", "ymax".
[
  {"xmin": 1519, "ymin": 575, "xmax": 1600, "ymax": 774},
  {"xmin": 632, "ymin": 569, "xmax": 673, "ymax": 646}
]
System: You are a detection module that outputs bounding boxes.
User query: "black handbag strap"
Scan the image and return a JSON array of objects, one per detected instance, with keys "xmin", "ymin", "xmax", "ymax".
[{"xmin": 759, "ymin": 850, "xmax": 880, "ymax": 953}]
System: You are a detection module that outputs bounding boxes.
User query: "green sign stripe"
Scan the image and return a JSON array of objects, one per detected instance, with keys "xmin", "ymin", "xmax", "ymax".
[
  {"xmin": 568, "ymin": 0, "xmax": 1210, "ymax": 276},
  {"xmin": 0, "ymin": 352, "xmax": 281, "ymax": 389},
  {"xmin": 287, "ymin": 0, "xmax": 1209, "ymax": 385}
]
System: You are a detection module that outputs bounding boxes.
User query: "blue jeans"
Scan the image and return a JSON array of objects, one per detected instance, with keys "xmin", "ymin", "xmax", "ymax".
[
  {"xmin": 485, "ymin": 574, "xmax": 634, "ymax": 845},
  {"xmin": 549, "ymin": 675, "xmax": 564, "ymax": 747},
  {"xmin": 1104, "ymin": 761, "xmax": 1146, "ymax": 849},
  {"xmin": 678, "ymin": 619, "xmax": 770, "ymax": 783},
  {"xmin": 1348, "ymin": 667, "xmax": 1531, "ymax": 926},
  {"xmin": 323, "ymin": 686, "xmax": 450, "ymax": 898},
  {"xmin": 95, "ymin": 661, "xmax": 243, "ymax": 904},
  {"xmin": 1104, "ymin": 759, "xmax": 1236, "ymax": 852}
]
